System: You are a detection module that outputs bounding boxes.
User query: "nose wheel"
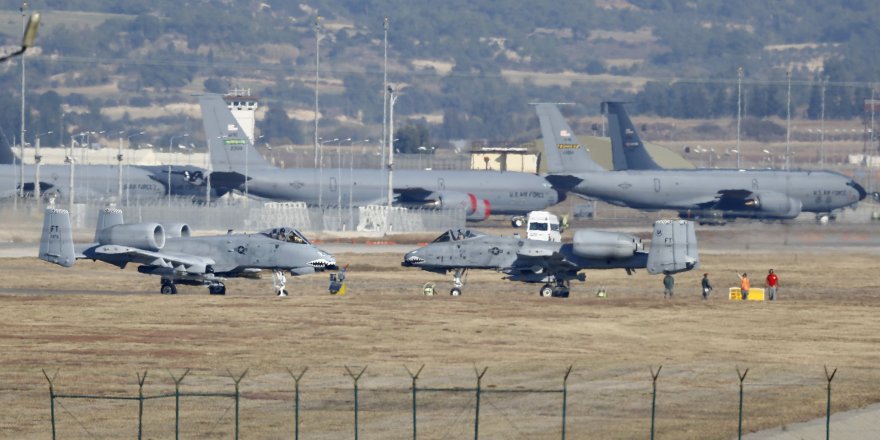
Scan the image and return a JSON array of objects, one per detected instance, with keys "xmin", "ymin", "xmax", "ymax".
[
  {"xmin": 208, "ymin": 283, "xmax": 226, "ymax": 295},
  {"xmin": 449, "ymin": 268, "xmax": 466, "ymax": 296},
  {"xmin": 273, "ymin": 269, "xmax": 289, "ymax": 297}
]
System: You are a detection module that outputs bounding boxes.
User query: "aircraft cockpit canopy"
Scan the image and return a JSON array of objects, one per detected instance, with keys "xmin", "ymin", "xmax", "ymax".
[
  {"xmin": 431, "ymin": 229, "xmax": 483, "ymax": 243},
  {"xmin": 263, "ymin": 227, "xmax": 311, "ymax": 245}
]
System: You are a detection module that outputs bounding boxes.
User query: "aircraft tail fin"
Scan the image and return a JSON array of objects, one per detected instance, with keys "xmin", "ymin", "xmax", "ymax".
[
  {"xmin": 646, "ymin": 219, "xmax": 699, "ymax": 275},
  {"xmin": 199, "ymin": 94, "xmax": 273, "ymax": 175},
  {"xmin": 94, "ymin": 208, "xmax": 124, "ymax": 241},
  {"xmin": 602, "ymin": 101, "xmax": 663, "ymax": 170},
  {"xmin": 39, "ymin": 208, "xmax": 75, "ymax": 267},
  {"xmin": 534, "ymin": 103, "xmax": 606, "ymax": 174}
]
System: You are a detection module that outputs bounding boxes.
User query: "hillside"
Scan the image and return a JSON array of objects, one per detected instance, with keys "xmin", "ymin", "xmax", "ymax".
[{"xmin": 0, "ymin": 1, "xmax": 878, "ymax": 151}]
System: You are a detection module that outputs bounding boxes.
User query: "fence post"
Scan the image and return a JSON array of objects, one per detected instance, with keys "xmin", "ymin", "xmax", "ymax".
[
  {"xmin": 345, "ymin": 365, "xmax": 367, "ymax": 440},
  {"xmin": 227, "ymin": 369, "xmax": 248, "ymax": 440},
  {"xmin": 287, "ymin": 367, "xmax": 308, "ymax": 440},
  {"xmin": 405, "ymin": 364, "xmax": 425, "ymax": 440},
  {"xmin": 736, "ymin": 367, "xmax": 749, "ymax": 440},
  {"xmin": 473, "ymin": 366, "xmax": 488, "ymax": 440},
  {"xmin": 42, "ymin": 369, "xmax": 58, "ymax": 440},
  {"xmin": 650, "ymin": 366, "xmax": 662, "ymax": 440},
  {"xmin": 824, "ymin": 365, "xmax": 837, "ymax": 440},
  {"xmin": 562, "ymin": 365, "xmax": 572, "ymax": 440},
  {"xmin": 136, "ymin": 371, "xmax": 148, "ymax": 440},
  {"xmin": 167, "ymin": 369, "xmax": 190, "ymax": 440}
]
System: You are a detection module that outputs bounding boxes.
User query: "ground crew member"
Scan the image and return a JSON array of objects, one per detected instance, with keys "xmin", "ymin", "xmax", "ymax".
[
  {"xmin": 701, "ymin": 273, "xmax": 712, "ymax": 300},
  {"xmin": 737, "ymin": 272, "xmax": 750, "ymax": 300},
  {"xmin": 663, "ymin": 272, "xmax": 674, "ymax": 299},
  {"xmin": 766, "ymin": 269, "xmax": 778, "ymax": 301}
]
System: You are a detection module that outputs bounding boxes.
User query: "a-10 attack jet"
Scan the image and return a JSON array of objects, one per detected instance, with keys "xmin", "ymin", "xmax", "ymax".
[
  {"xmin": 402, "ymin": 220, "xmax": 698, "ymax": 297},
  {"xmin": 38, "ymin": 208, "xmax": 337, "ymax": 296}
]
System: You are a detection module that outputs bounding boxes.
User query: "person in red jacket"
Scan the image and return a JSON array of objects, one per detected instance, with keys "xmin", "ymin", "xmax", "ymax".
[{"xmin": 766, "ymin": 269, "xmax": 779, "ymax": 301}]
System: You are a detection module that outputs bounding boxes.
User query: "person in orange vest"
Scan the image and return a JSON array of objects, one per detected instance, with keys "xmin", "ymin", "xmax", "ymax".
[
  {"xmin": 737, "ymin": 272, "xmax": 750, "ymax": 300},
  {"xmin": 766, "ymin": 269, "xmax": 778, "ymax": 301}
]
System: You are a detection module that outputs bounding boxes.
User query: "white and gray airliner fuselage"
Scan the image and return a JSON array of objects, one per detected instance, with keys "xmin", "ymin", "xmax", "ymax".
[
  {"xmin": 241, "ymin": 167, "xmax": 559, "ymax": 216},
  {"xmin": 556, "ymin": 168, "xmax": 864, "ymax": 218}
]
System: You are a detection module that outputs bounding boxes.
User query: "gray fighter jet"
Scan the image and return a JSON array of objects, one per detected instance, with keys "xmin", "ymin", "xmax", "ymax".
[
  {"xmin": 402, "ymin": 219, "xmax": 698, "ymax": 297},
  {"xmin": 537, "ymin": 103, "xmax": 866, "ymax": 224},
  {"xmin": 200, "ymin": 94, "xmax": 562, "ymax": 222},
  {"xmin": 38, "ymin": 207, "xmax": 337, "ymax": 296}
]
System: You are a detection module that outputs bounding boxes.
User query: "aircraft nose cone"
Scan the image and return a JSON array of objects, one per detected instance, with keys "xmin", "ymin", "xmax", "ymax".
[
  {"xmin": 308, "ymin": 250, "xmax": 337, "ymax": 271},
  {"xmin": 402, "ymin": 251, "xmax": 424, "ymax": 267},
  {"xmin": 849, "ymin": 180, "xmax": 867, "ymax": 201}
]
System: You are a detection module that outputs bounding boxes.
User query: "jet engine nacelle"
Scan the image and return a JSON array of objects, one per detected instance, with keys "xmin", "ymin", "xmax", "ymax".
[
  {"xmin": 572, "ymin": 230, "xmax": 641, "ymax": 259},
  {"xmin": 748, "ymin": 192, "xmax": 802, "ymax": 218},
  {"xmin": 97, "ymin": 223, "xmax": 166, "ymax": 251},
  {"xmin": 164, "ymin": 223, "xmax": 192, "ymax": 238},
  {"xmin": 438, "ymin": 192, "xmax": 491, "ymax": 221}
]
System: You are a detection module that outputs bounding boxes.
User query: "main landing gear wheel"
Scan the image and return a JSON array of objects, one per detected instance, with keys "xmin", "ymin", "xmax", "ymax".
[
  {"xmin": 539, "ymin": 285, "xmax": 553, "ymax": 297},
  {"xmin": 512, "ymin": 217, "xmax": 525, "ymax": 228},
  {"xmin": 450, "ymin": 287, "xmax": 462, "ymax": 296},
  {"xmin": 160, "ymin": 279, "xmax": 177, "ymax": 295},
  {"xmin": 208, "ymin": 284, "xmax": 226, "ymax": 295}
]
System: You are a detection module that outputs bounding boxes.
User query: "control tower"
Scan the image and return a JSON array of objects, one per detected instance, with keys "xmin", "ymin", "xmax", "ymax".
[{"xmin": 223, "ymin": 88, "xmax": 259, "ymax": 143}]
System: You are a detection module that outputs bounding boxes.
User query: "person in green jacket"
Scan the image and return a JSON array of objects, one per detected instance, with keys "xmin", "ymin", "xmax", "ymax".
[
  {"xmin": 701, "ymin": 273, "xmax": 713, "ymax": 300},
  {"xmin": 663, "ymin": 272, "xmax": 674, "ymax": 299}
]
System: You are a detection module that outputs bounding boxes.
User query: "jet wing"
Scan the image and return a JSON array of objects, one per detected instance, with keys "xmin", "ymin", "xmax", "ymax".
[
  {"xmin": 394, "ymin": 187, "xmax": 437, "ymax": 203},
  {"xmin": 89, "ymin": 245, "xmax": 216, "ymax": 274},
  {"xmin": 514, "ymin": 248, "xmax": 579, "ymax": 272},
  {"xmin": 696, "ymin": 189, "xmax": 756, "ymax": 211}
]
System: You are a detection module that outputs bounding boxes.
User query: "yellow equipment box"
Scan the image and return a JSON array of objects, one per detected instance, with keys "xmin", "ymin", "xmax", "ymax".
[{"xmin": 729, "ymin": 287, "xmax": 765, "ymax": 301}]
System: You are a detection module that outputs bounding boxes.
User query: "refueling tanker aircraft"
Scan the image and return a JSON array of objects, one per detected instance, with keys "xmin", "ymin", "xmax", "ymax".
[
  {"xmin": 402, "ymin": 219, "xmax": 698, "ymax": 297},
  {"xmin": 200, "ymin": 94, "xmax": 563, "ymax": 223},
  {"xmin": 38, "ymin": 208, "xmax": 337, "ymax": 296},
  {"xmin": 537, "ymin": 103, "xmax": 866, "ymax": 224}
]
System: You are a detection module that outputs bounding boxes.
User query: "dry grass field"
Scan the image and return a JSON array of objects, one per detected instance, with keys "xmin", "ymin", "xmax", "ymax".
[{"xmin": 1, "ymin": 240, "xmax": 880, "ymax": 438}]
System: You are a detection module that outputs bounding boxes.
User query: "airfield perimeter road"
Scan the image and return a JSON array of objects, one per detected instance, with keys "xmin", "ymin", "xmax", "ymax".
[{"xmin": 1, "ymin": 220, "xmax": 880, "ymax": 439}]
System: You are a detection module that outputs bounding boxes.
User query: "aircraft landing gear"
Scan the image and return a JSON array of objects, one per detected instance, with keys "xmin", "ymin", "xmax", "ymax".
[
  {"xmin": 450, "ymin": 268, "xmax": 466, "ymax": 296},
  {"xmin": 539, "ymin": 284, "xmax": 553, "ymax": 297},
  {"xmin": 208, "ymin": 283, "xmax": 226, "ymax": 295},
  {"xmin": 539, "ymin": 278, "xmax": 570, "ymax": 298},
  {"xmin": 511, "ymin": 216, "xmax": 525, "ymax": 228},
  {"xmin": 160, "ymin": 278, "xmax": 177, "ymax": 295},
  {"xmin": 553, "ymin": 279, "xmax": 571, "ymax": 298},
  {"xmin": 273, "ymin": 269, "xmax": 289, "ymax": 297}
]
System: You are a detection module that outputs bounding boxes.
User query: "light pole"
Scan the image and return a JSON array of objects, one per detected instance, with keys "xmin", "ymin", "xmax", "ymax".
[
  {"xmin": 18, "ymin": 1, "xmax": 28, "ymax": 201},
  {"xmin": 349, "ymin": 138, "xmax": 369, "ymax": 228},
  {"xmin": 33, "ymin": 130, "xmax": 51, "ymax": 202},
  {"xmin": 785, "ymin": 70, "xmax": 791, "ymax": 171},
  {"xmin": 337, "ymin": 138, "xmax": 350, "ymax": 228},
  {"xmin": 119, "ymin": 130, "xmax": 143, "ymax": 205},
  {"xmin": 387, "ymin": 86, "xmax": 398, "ymax": 212},
  {"xmin": 381, "ymin": 16, "xmax": 389, "ymax": 197},
  {"xmin": 66, "ymin": 134, "xmax": 84, "ymax": 211},
  {"xmin": 736, "ymin": 67, "xmax": 743, "ymax": 169},
  {"xmin": 820, "ymin": 77, "xmax": 827, "ymax": 167},
  {"xmin": 314, "ymin": 14, "xmax": 322, "ymax": 168},
  {"xmin": 168, "ymin": 134, "xmax": 188, "ymax": 207}
]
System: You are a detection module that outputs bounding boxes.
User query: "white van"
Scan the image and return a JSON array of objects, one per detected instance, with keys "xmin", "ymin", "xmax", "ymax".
[{"xmin": 526, "ymin": 211, "xmax": 562, "ymax": 242}]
